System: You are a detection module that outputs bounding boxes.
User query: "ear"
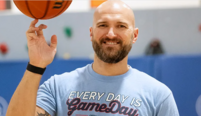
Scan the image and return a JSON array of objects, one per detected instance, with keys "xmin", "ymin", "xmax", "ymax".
[
  {"xmin": 132, "ymin": 28, "xmax": 139, "ymax": 44},
  {"xmin": 90, "ymin": 27, "xmax": 93, "ymax": 41}
]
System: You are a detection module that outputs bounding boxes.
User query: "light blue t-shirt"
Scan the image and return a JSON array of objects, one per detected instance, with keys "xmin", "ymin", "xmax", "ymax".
[{"xmin": 37, "ymin": 64, "xmax": 179, "ymax": 116}]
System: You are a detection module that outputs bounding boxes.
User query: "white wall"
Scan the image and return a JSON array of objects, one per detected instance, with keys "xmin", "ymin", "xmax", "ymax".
[
  {"xmin": 124, "ymin": 0, "xmax": 200, "ymax": 9},
  {"xmin": 9, "ymin": 0, "xmax": 201, "ymax": 14}
]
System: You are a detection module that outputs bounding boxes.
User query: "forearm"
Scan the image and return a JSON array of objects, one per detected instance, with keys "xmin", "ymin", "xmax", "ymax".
[
  {"xmin": 6, "ymin": 70, "xmax": 42, "ymax": 116},
  {"xmin": 6, "ymin": 19, "xmax": 57, "ymax": 116}
]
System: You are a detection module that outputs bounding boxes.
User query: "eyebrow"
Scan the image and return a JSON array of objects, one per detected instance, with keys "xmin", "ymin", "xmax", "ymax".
[
  {"xmin": 96, "ymin": 21, "xmax": 107, "ymax": 26},
  {"xmin": 96, "ymin": 21, "xmax": 128, "ymax": 26},
  {"xmin": 117, "ymin": 21, "xmax": 128, "ymax": 26}
]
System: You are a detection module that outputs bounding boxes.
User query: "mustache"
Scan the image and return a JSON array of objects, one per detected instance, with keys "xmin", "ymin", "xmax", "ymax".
[{"xmin": 100, "ymin": 38, "xmax": 123, "ymax": 44}]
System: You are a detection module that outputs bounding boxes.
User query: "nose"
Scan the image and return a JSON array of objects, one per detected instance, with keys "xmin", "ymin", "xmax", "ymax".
[{"xmin": 106, "ymin": 27, "xmax": 116, "ymax": 39}]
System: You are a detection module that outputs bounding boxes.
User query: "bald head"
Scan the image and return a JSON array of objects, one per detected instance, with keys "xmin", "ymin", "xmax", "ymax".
[
  {"xmin": 93, "ymin": 0, "xmax": 135, "ymax": 28},
  {"xmin": 90, "ymin": 0, "xmax": 139, "ymax": 63}
]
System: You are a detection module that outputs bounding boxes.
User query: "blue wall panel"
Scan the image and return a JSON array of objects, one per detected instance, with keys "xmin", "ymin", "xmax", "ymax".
[{"xmin": 157, "ymin": 55, "xmax": 201, "ymax": 116}]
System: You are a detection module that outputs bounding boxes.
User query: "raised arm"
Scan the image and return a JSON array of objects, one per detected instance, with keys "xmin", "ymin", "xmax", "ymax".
[{"xmin": 6, "ymin": 19, "xmax": 57, "ymax": 116}]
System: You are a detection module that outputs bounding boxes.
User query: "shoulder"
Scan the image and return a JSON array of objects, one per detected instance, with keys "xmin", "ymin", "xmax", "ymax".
[
  {"xmin": 131, "ymin": 68, "xmax": 172, "ymax": 102},
  {"xmin": 46, "ymin": 64, "xmax": 90, "ymax": 84},
  {"xmin": 132, "ymin": 68, "xmax": 170, "ymax": 91}
]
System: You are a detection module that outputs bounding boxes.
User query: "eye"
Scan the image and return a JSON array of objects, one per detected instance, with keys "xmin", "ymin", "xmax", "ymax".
[
  {"xmin": 118, "ymin": 25, "xmax": 126, "ymax": 28},
  {"xmin": 98, "ymin": 24, "xmax": 107, "ymax": 27}
]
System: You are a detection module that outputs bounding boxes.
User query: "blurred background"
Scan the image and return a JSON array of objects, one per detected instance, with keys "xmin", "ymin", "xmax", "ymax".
[{"xmin": 0, "ymin": 0, "xmax": 201, "ymax": 116}]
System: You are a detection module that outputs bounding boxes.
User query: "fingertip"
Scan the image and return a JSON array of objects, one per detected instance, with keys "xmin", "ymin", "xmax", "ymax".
[
  {"xmin": 43, "ymin": 24, "xmax": 47, "ymax": 27},
  {"xmin": 54, "ymin": 35, "xmax": 58, "ymax": 40},
  {"xmin": 52, "ymin": 35, "xmax": 57, "ymax": 41},
  {"xmin": 51, "ymin": 34, "xmax": 56, "ymax": 38},
  {"xmin": 39, "ymin": 24, "xmax": 47, "ymax": 29},
  {"xmin": 33, "ymin": 19, "xmax": 38, "ymax": 23},
  {"xmin": 44, "ymin": 25, "xmax": 47, "ymax": 29},
  {"xmin": 51, "ymin": 35, "xmax": 57, "ymax": 46},
  {"xmin": 30, "ymin": 19, "xmax": 39, "ymax": 27}
]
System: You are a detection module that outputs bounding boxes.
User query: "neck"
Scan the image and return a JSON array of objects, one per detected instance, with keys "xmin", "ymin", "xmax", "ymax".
[{"xmin": 92, "ymin": 55, "xmax": 129, "ymax": 76}]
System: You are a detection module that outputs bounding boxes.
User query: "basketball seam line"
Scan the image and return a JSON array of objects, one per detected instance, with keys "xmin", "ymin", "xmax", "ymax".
[
  {"xmin": 25, "ymin": 0, "xmax": 36, "ymax": 19},
  {"xmin": 41, "ymin": 0, "xmax": 50, "ymax": 19}
]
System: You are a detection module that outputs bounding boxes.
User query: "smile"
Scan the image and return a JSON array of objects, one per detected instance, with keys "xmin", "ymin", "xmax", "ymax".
[{"xmin": 103, "ymin": 41, "xmax": 120, "ymax": 45}]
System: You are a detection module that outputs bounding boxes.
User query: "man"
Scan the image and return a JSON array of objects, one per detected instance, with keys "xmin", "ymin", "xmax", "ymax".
[{"xmin": 6, "ymin": 0, "xmax": 179, "ymax": 116}]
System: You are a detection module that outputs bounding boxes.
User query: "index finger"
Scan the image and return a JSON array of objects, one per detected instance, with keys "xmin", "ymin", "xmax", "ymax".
[{"xmin": 29, "ymin": 19, "xmax": 38, "ymax": 28}]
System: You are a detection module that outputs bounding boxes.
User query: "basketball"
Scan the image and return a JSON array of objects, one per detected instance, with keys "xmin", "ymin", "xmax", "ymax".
[{"xmin": 13, "ymin": 0, "xmax": 72, "ymax": 20}]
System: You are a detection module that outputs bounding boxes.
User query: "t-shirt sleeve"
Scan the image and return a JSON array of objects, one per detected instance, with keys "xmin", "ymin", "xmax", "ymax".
[
  {"xmin": 36, "ymin": 76, "xmax": 56, "ymax": 116},
  {"xmin": 157, "ymin": 93, "xmax": 180, "ymax": 116}
]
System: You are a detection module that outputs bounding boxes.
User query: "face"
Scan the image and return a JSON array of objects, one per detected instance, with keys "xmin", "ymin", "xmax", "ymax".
[
  {"xmin": 90, "ymin": 6, "xmax": 138, "ymax": 63},
  {"xmin": 92, "ymin": 33, "xmax": 133, "ymax": 63}
]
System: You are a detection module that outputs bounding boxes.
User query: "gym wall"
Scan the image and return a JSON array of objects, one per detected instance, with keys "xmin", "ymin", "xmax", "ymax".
[{"xmin": 0, "ymin": 7, "xmax": 201, "ymax": 60}]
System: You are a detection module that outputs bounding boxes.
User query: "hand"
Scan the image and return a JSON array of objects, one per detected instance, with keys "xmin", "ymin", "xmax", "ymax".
[{"xmin": 26, "ymin": 19, "xmax": 57, "ymax": 68}]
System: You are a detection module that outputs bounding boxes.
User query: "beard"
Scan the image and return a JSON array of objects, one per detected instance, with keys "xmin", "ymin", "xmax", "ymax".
[{"xmin": 92, "ymin": 35, "xmax": 133, "ymax": 64}]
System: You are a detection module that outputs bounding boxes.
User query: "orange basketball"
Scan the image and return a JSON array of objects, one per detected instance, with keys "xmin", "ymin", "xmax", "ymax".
[{"xmin": 13, "ymin": 0, "xmax": 72, "ymax": 20}]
